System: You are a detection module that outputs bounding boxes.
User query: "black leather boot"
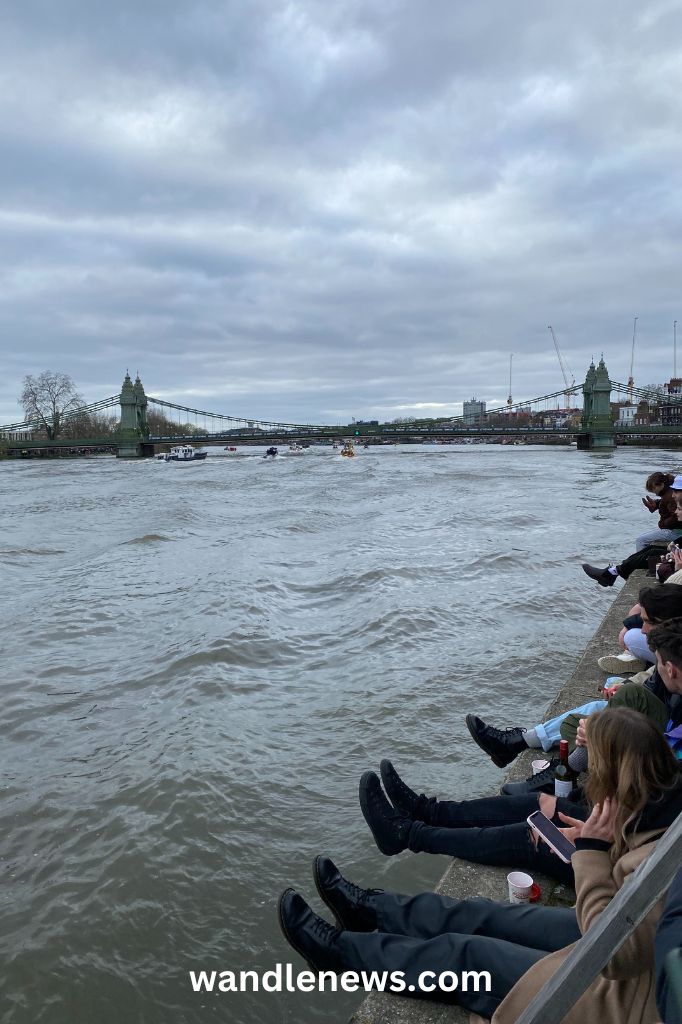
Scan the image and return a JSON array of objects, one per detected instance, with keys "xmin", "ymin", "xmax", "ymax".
[
  {"xmin": 278, "ymin": 889, "xmax": 343, "ymax": 972},
  {"xmin": 465, "ymin": 714, "xmax": 527, "ymax": 768},
  {"xmin": 313, "ymin": 856, "xmax": 380, "ymax": 931},
  {"xmin": 581, "ymin": 563, "xmax": 616, "ymax": 586}
]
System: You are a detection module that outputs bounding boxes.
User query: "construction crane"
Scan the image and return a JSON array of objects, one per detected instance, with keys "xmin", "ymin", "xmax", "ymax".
[
  {"xmin": 548, "ymin": 326, "xmax": 575, "ymax": 408},
  {"xmin": 628, "ymin": 316, "xmax": 638, "ymax": 404}
]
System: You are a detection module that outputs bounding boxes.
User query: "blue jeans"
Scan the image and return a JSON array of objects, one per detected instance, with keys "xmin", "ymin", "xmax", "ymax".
[{"xmin": 534, "ymin": 700, "xmax": 608, "ymax": 750}]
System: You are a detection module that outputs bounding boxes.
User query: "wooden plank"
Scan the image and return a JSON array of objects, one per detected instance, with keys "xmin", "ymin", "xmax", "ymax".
[{"xmin": 515, "ymin": 812, "xmax": 682, "ymax": 1024}]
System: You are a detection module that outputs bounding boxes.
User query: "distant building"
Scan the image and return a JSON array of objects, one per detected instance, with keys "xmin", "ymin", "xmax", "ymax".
[
  {"xmin": 634, "ymin": 400, "xmax": 653, "ymax": 426},
  {"xmin": 661, "ymin": 379, "xmax": 682, "ymax": 426},
  {"xmin": 2, "ymin": 430, "xmax": 33, "ymax": 441},
  {"xmin": 617, "ymin": 404, "xmax": 637, "ymax": 426},
  {"xmin": 463, "ymin": 398, "xmax": 486, "ymax": 425}
]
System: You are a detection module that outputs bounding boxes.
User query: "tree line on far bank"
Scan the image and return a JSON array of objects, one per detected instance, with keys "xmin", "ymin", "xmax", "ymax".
[{"xmin": 18, "ymin": 371, "xmax": 202, "ymax": 441}]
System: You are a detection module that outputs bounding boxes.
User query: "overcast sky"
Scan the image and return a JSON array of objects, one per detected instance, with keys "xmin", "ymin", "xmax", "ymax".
[{"xmin": 2, "ymin": 0, "xmax": 682, "ymax": 425}]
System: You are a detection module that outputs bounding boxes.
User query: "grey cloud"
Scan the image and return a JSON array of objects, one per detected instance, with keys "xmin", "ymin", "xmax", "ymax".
[{"xmin": 1, "ymin": 0, "xmax": 682, "ymax": 424}]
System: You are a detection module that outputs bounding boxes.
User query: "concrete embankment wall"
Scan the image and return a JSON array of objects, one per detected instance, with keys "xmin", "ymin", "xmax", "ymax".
[{"xmin": 350, "ymin": 570, "xmax": 646, "ymax": 1024}]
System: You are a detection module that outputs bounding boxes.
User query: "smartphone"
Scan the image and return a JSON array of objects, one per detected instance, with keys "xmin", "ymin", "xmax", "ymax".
[{"xmin": 527, "ymin": 810, "xmax": 577, "ymax": 863}]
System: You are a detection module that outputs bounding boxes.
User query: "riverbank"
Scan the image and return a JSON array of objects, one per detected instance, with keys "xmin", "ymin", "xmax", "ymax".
[{"xmin": 350, "ymin": 569, "xmax": 646, "ymax": 1024}]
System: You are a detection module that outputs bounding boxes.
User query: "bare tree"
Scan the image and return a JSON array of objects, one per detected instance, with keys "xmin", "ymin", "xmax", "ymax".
[
  {"xmin": 20, "ymin": 372, "xmax": 85, "ymax": 440},
  {"xmin": 147, "ymin": 409, "xmax": 204, "ymax": 436},
  {"xmin": 60, "ymin": 410, "xmax": 118, "ymax": 439}
]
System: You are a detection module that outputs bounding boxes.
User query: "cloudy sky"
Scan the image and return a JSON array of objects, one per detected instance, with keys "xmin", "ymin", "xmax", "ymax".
[{"xmin": 2, "ymin": 0, "xmax": 681, "ymax": 426}]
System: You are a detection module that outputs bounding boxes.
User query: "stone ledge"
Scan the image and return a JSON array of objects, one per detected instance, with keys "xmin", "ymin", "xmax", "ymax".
[{"xmin": 350, "ymin": 571, "xmax": 648, "ymax": 1024}]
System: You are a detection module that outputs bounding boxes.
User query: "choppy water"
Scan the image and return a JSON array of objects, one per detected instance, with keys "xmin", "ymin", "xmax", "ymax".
[{"xmin": 2, "ymin": 443, "xmax": 676, "ymax": 1023}]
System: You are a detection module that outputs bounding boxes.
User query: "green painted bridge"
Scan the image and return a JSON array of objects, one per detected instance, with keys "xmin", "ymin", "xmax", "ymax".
[{"xmin": 3, "ymin": 361, "xmax": 682, "ymax": 457}]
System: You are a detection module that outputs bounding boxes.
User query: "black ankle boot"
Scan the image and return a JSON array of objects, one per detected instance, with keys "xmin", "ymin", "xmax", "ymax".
[
  {"xmin": 313, "ymin": 856, "xmax": 380, "ymax": 931},
  {"xmin": 359, "ymin": 771, "xmax": 413, "ymax": 855},
  {"xmin": 278, "ymin": 890, "xmax": 343, "ymax": 972},
  {"xmin": 465, "ymin": 715, "xmax": 527, "ymax": 768},
  {"xmin": 380, "ymin": 759, "xmax": 435, "ymax": 821},
  {"xmin": 581, "ymin": 563, "xmax": 616, "ymax": 587}
]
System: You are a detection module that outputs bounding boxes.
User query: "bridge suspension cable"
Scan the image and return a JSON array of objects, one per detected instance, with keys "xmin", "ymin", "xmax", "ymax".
[
  {"xmin": 146, "ymin": 396, "xmax": 329, "ymax": 431},
  {"xmin": 609, "ymin": 381, "xmax": 682, "ymax": 407},
  {"xmin": 0, "ymin": 395, "xmax": 120, "ymax": 434}
]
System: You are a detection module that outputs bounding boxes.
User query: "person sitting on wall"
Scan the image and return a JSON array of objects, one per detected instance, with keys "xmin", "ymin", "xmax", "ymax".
[
  {"xmin": 583, "ymin": 474, "xmax": 682, "ymax": 585},
  {"xmin": 464, "ymin": 610, "xmax": 682, "ymax": 801},
  {"xmin": 278, "ymin": 711, "xmax": 680, "ymax": 1023},
  {"xmin": 636, "ymin": 471, "xmax": 682, "ymax": 549}
]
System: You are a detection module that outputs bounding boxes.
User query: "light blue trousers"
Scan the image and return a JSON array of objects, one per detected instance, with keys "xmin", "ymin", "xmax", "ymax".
[
  {"xmin": 534, "ymin": 700, "xmax": 608, "ymax": 751},
  {"xmin": 635, "ymin": 526, "xmax": 682, "ymax": 551},
  {"xmin": 624, "ymin": 627, "xmax": 656, "ymax": 664}
]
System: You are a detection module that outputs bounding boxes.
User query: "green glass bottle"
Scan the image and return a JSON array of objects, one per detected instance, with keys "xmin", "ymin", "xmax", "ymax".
[{"xmin": 554, "ymin": 739, "xmax": 578, "ymax": 797}]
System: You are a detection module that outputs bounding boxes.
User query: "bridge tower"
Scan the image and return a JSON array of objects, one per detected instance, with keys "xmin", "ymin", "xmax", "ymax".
[
  {"xmin": 133, "ymin": 374, "xmax": 149, "ymax": 438},
  {"xmin": 577, "ymin": 356, "xmax": 615, "ymax": 450},
  {"xmin": 117, "ymin": 372, "xmax": 151, "ymax": 457},
  {"xmin": 581, "ymin": 360, "xmax": 596, "ymax": 430}
]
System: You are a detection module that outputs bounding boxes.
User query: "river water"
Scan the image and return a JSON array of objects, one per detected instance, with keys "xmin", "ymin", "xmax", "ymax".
[{"xmin": 1, "ymin": 443, "xmax": 676, "ymax": 1023}]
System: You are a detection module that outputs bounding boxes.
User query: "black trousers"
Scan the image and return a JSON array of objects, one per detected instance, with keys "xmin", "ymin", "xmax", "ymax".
[
  {"xmin": 338, "ymin": 891, "xmax": 580, "ymax": 1017},
  {"xmin": 404, "ymin": 793, "xmax": 585, "ymax": 886},
  {"xmin": 617, "ymin": 542, "xmax": 668, "ymax": 579}
]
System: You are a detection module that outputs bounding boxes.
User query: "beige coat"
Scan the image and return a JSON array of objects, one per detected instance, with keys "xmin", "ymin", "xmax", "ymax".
[{"xmin": 491, "ymin": 831, "xmax": 664, "ymax": 1024}]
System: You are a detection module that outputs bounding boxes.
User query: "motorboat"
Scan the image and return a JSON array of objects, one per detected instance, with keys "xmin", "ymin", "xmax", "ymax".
[
  {"xmin": 224, "ymin": 446, "xmax": 238, "ymax": 455},
  {"xmin": 340, "ymin": 442, "xmax": 355, "ymax": 458},
  {"xmin": 263, "ymin": 446, "xmax": 279, "ymax": 458},
  {"xmin": 156, "ymin": 445, "xmax": 208, "ymax": 462},
  {"xmin": 286, "ymin": 445, "xmax": 306, "ymax": 455}
]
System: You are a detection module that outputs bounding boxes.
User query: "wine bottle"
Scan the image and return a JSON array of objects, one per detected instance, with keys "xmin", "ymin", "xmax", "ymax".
[{"xmin": 554, "ymin": 739, "xmax": 578, "ymax": 797}]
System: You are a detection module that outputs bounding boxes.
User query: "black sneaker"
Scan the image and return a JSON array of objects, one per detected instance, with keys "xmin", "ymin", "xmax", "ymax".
[
  {"xmin": 465, "ymin": 714, "xmax": 527, "ymax": 768},
  {"xmin": 358, "ymin": 771, "xmax": 412, "ymax": 856},
  {"xmin": 500, "ymin": 761, "xmax": 582, "ymax": 801}
]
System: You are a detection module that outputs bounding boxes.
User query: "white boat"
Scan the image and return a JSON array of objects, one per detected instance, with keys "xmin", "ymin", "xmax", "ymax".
[
  {"xmin": 156, "ymin": 445, "xmax": 208, "ymax": 462},
  {"xmin": 224, "ymin": 446, "xmax": 238, "ymax": 455},
  {"xmin": 286, "ymin": 445, "xmax": 306, "ymax": 455}
]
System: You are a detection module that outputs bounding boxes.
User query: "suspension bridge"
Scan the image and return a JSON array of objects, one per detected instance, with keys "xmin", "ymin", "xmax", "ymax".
[{"xmin": 2, "ymin": 360, "xmax": 682, "ymax": 458}]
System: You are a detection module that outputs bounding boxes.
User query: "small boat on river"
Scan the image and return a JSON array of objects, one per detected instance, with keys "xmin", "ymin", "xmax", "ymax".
[
  {"xmin": 156, "ymin": 445, "xmax": 208, "ymax": 463},
  {"xmin": 224, "ymin": 446, "xmax": 238, "ymax": 455},
  {"xmin": 286, "ymin": 445, "xmax": 306, "ymax": 455},
  {"xmin": 340, "ymin": 442, "xmax": 355, "ymax": 458},
  {"xmin": 263, "ymin": 446, "xmax": 279, "ymax": 458}
]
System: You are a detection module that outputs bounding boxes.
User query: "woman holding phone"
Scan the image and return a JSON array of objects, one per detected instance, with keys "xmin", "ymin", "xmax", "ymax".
[{"xmin": 278, "ymin": 710, "xmax": 680, "ymax": 1022}]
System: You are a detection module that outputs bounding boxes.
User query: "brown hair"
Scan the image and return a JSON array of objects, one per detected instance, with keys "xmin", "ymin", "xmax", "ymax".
[
  {"xmin": 645, "ymin": 471, "xmax": 675, "ymax": 492},
  {"xmin": 584, "ymin": 708, "xmax": 678, "ymax": 861}
]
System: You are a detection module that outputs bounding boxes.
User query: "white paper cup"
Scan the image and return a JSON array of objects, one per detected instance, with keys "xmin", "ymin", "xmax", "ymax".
[
  {"xmin": 532, "ymin": 758, "xmax": 551, "ymax": 775},
  {"xmin": 507, "ymin": 871, "xmax": 534, "ymax": 904}
]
